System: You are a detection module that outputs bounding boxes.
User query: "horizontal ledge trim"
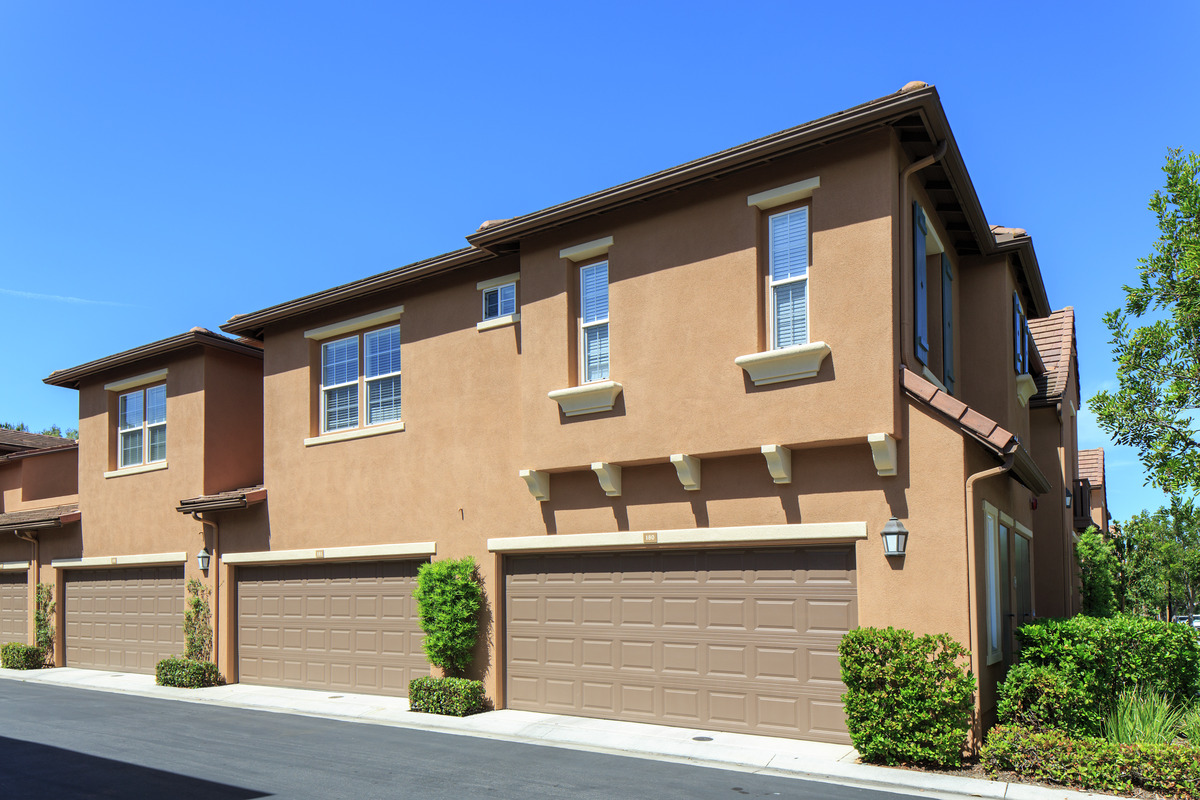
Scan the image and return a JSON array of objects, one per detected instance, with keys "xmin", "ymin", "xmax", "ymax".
[
  {"xmin": 223, "ymin": 542, "xmax": 437, "ymax": 565},
  {"xmin": 488, "ymin": 522, "xmax": 867, "ymax": 553},
  {"xmin": 0, "ymin": 561, "xmax": 31, "ymax": 571},
  {"xmin": 304, "ymin": 421, "xmax": 405, "ymax": 447},
  {"xmin": 559, "ymin": 236, "xmax": 613, "ymax": 262},
  {"xmin": 477, "ymin": 313, "xmax": 520, "ymax": 331},
  {"xmin": 476, "ymin": 272, "xmax": 520, "ymax": 291},
  {"xmin": 747, "ymin": 176, "xmax": 820, "ymax": 210},
  {"xmin": 104, "ymin": 462, "xmax": 168, "ymax": 479},
  {"xmin": 104, "ymin": 368, "xmax": 168, "ymax": 393},
  {"xmin": 53, "ymin": 551, "xmax": 188, "ymax": 568},
  {"xmin": 304, "ymin": 305, "xmax": 405, "ymax": 341}
]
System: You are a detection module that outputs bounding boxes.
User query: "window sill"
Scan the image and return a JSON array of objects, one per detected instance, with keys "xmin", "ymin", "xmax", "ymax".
[
  {"xmin": 104, "ymin": 462, "xmax": 168, "ymax": 479},
  {"xmin": 548, "ymin": 381, "xmax": 623, "ymax": 417},
  {"xmin": 304, "ymin": 421, "xmax": 405, "ymax": 447},
  {"xmin": 735, "ymin": 341, "xmax": 831, "ymax": 386},
  {"xmin": 477, "ymin": 313, "xmax": 520, "ymax": 332}
]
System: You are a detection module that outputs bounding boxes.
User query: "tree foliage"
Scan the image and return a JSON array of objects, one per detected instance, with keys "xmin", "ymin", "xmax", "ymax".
[
  {"xmin": 0, "ymin": 422, "xmax": 79, "ymax": 440},
  {"xmin": 414, "ymin": 557, "xmax": 482, "ymax": 676},
  {"xmin": 1077, "ymin": 527, "xmax": 1118, "ymax": 617},
  {"xmin": 1090, "ymin": 149, "xmax": 1200, "ymax": 496},
  {"xmin": 1117, "ymin": 500, "xmax": 1200, "ymax": 619}
]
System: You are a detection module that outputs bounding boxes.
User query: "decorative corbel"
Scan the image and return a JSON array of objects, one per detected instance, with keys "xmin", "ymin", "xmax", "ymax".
[
  {"xmin": 670, "ymin": 454, "xmax": 701, "ymax": 491},
  {"xmin": 867, "ymin": 433, "xmax": 898, "ymax": 476},
  {"xmin": 519, "ymin": 469, "xmax": 550, "ymax": 502},
  {"xmin": 591, "ymin": 462, "xmax": 622, "ymax": 497},
  {"xmin": 761, "ymin": 445, "xmax": 792, "ymax": 484}
]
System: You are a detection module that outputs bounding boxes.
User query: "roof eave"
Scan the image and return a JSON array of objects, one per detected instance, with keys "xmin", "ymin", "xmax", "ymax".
[{"xmin": 44, "ymin": 331, "xmax": 264, "ymax": 390}]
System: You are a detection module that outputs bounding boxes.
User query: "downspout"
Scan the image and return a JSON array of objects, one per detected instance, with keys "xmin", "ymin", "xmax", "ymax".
[
  {"xmin": 963, "ymin": 452, "xmax": 1015, "ymax": 746},
  {"xmin": 1057, "ymin": 400, "xmax": 1073, "ymax": 613},
  {"xmin": 14, "ymin": 531, "xmax": 38, "ymax": 648},
  {"xmin": 898, "ymin": 139, "xmax": 948, "ymax": 370},
  {"xmin": 190, "ymin": 512, "xmax": 219, "ymax": 671}
]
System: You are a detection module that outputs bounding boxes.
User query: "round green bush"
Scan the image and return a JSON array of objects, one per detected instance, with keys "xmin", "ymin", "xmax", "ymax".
[{"xmin": 997, "ymin": 662, "xmax": 1096, "ymax": 736}]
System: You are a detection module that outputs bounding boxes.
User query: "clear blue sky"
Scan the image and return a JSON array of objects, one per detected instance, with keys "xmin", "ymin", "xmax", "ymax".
[{"xmin": 2, "ymin": 2, "xmax": 1197, "ymax": 522}]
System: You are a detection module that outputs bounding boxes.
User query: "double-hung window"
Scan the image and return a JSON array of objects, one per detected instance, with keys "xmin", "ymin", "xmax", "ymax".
[
  {"xmin": 482, "ymin": 282, "xmax": 516, "ymax": 321},
  {"xmin": 118, "ymin": 384, "xmax": 166, "ymax": 468},
  {"xmin": 580, "ymin": 261, "xmax": 609, "ymax": 383},
  {"xmin": 320, "ymin": 324, "xmax": 402, "ymax": 433},
  {"xmin": 769, "ymin": 206, "xmax": 809, "ymax": 349}
]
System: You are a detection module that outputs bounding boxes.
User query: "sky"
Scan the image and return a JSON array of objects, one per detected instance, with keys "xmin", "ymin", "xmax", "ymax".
[{"xmin": 1, "ymin": 2, "xmax": 1197, "ymax": 523}]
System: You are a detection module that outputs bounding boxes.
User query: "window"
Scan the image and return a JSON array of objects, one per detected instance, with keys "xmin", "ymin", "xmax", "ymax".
[
  {"xmin": 1013, "ymin": 291, "xmax": 1029, "ymax": 374},
  {"xmin": 482, "ymin": 282, "xmax": 516, "ymax": 321},
  {"xmin": 912, "ymin": 202, "xmax": 955, "ymax": 393},
  {"xmin": 118, "ymin": 384, "xmax": 166, "ymax": 468},
  {"xmin": 320, "ymin": 324, "xmax": 401, "ymax": 433},
  {"xmin": 769, "ymin": 206, "xmax": 809, "ymax": 349},
  {"xmin": 580, "ymin": 261, "xmax": 609, "ymax": 383},
  {"xmin": 983, "ymin": 503, "xmax": 1002, "ymax": 665}
]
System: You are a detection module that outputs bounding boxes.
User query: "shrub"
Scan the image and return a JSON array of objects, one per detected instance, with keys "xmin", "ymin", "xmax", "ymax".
[
  {"xmin": 1012, "ymin": 614, "xmax": 1200, "ymax": 736},
  {"xmin": 414, "ymin": 558, "xmax": 482, "ymax": 676},
  {"xmin": 1, "ymin": 642, "xmax": 45, "ymax": 670},
  {"xmin": 983, "ymin": 724, "xmax": 1200, "ymax": 798},
  {"xmin": 408, "ymin": 676, "xmax": 485, "ymax": 716},
  {"xmin": 1105, "ymin": 686, "xmax": 1186, "ymax": 745},
  {"xmin": 183, "ymin": 578, "xmax": 212, "ymax": 661},
  {"xmin": 996, "ymin": 662, "xmax": 1093, "ymax": 735},
  {"xmin": 34, "ymin": 583, "xmax": 54, "ymax": 661},
  {"xmin": 155, "ymin": 657, "xmax": 220, "ymax": 688},
  {"xmin": 1182, "ymin": 706, "xmax": 1200, "ymax": 743},
  {"xmin": 838, "ymin": 627, "xmax": 976, "ymax": 767},
  {"xmin": 1076, "ymin": 527, "xmax": 1117, "ymax": 617}
]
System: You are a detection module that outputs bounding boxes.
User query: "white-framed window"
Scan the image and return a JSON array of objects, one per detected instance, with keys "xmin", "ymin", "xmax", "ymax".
[
  {"xmin": 580, "ymin": 261, "xmax": 609, "ymax": 383},
  {"xmin": 320, "ymin": 324, "xmax": 402, "ymax": 433},
  {"xmin": 983, "ymin": 501, "xmax": 1003, "ymax": 665},
  {"xmin": 118, "ymin": 384, "xmax": 166, "ymax": 468},
  {"xmin": 482, "ymin": 282, "xmax": 516, "ymax": 321},
  {"xmin": 769, "ymin": 206, "xmax": 809, "ymax": 349}
]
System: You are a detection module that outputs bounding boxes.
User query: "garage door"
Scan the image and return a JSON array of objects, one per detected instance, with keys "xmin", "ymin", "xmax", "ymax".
[
  {"xmin": 64, "ymin": 566, "xmax": 184, "ymax": 674},
  {"xmin": 237, "ymin": 560, "xmax": 428, "ymax": 696},
  {"xmin": 0, "ymin": 573, "xmax": 28, "ymax": 644},
  {"xmin": 505, "ymin": 546, "xmax": 857, "ymax": 743}
]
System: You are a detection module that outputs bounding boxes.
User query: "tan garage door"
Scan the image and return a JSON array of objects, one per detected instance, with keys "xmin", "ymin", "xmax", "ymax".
[
  {"xmin": 64, "ymin": 566, "xmax": 184, "ymax": 674},
  {"xmin": 0, "ymin": 573, "xmax": 28, "ymax": 644},
  {"xmin": 237, "ymin": 560, "xmax": 428, "ymax": 696},
  {"xmin": 505, "ymin": 546, "xmax": 857, "ymax": 743}
]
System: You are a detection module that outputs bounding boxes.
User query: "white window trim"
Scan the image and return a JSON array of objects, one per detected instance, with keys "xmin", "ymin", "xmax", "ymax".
[
  {"xmin": 476, "ymin": 272, "xmax": 520, "ymax": 292},
  {"xmin": 318, "ymin": 324, "xmax": 402, "ymax": 435},
  {"xmin": 304, "ymin": 305, "xmax": 404, "ymax": 341},
  {"xmin": 117, "ymin": 384, "xmax": 166, "ymax": 470},
  {"xmin": 767, "ymin": 207, "xmax": 810, "ymax": 351},
  {"xmin": 363, "ymin": 327, "xmax": 402, "ymax": 427},
  {"xmin": 477, "ymin": 313, "xmax": 520, "ymax": 331},
  {"xmin": 747, "ymin": 177, "xmax": 820, "ymax": 211},
  {"xmin": 579, "ymin": 261, "xmax": 610, "ymax": 384},
  {"xmin": 559, "ymin": 236, "xmax": 613, "ymax": 263},
  {"xmin": 983, "ymin": 501, "xmax": 1003, "ymax": 666},
  {"xmin": 304, "ymin": 420, "xmax": 405, "ymax": 447},
  {"xmin": 320, "ymin": 336, "xmax": 361, "ymax": 434},
  {"xmin": 480, "ymin": 281, "xmax": 518, "ymax": 323},
  {"xmin": 104, "ymin": 461, "xmax": 169, "ymax": 479},
  {"xmin": 103, "ymin": 368, "xmax": 168, "ymax": 393}
]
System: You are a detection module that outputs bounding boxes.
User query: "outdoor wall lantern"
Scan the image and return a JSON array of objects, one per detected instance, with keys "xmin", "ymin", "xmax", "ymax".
[
  {"xmin": 881, "ymin": 517, "xmax": 908, "ymax": 557},
  {"xmin": 197, "ymin": 547, "xmax": 211, "ymax": 572},
  {"xmin": 1065, "ymin": 488, "xmax": 1072, "ymax": 508}
]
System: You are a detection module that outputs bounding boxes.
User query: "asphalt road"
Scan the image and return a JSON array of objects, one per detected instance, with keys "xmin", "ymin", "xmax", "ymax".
[{"xmin": 0, "ymin": 681, "xmax": 912, "ymax": 800}]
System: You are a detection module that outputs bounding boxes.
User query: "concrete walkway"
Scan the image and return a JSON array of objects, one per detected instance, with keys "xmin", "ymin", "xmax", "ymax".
[{"xmin": 0, "ymin": 666, "xmax": 1118, "ymax": 800}]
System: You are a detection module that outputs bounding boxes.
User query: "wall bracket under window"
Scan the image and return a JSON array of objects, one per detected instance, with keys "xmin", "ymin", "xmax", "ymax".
[
  {"xmin": 867, "ymin": 433, "xmax": 898, "ymax": 477},
  {"xmin": 1016, "ymin": 373, "xmax": 1037, "ymax": 407},
  {"xmin": 591, "ymin": 462, "xmax": 622, "ymax": 497},
  {"xmin": 670, "ymin": 454, "xmax": 701, "ymax": 491},
  {"xmin": 735, "ymin": 342, "xmax": 831, "ymax": 386},
  {"xmin": 519, "ymin": 469, "xmax": 550, "ymax": 502},
  {"xmin": 761, "ymin": 444, "xmax": 792, "ymax": 484},
  {"xmin": 548, "ymin": 381, "xmax": 623, "ymax": 417}
]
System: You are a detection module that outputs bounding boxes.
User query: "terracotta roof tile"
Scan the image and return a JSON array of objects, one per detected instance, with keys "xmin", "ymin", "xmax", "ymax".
[
  {"xmin": 0, "ymin": 503, "xmax": 79, "ymax": 531},
  {"xmin": 1028, "ymin": 308, "xmax": 1075, "ymax": 406},
  {"xmin": 1078, "ymin": 448, "xmax": 1105, "ymax": 487},
  {"xmin": 960, "ymin": 408, "xmax": 999, "ymax": 439},
  {"xmin": 902, "ymin": 367, "xmax": 1018, "ymax": 455},
  {"xmin": 177, "ymin": 485, "xmax": 266, "ymax": 512}
]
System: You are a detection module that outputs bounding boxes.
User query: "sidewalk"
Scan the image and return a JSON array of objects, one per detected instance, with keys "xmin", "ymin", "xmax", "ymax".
[{"xmin": 0, "ymin": 666, "xmax": 1118, "ymax": 800}]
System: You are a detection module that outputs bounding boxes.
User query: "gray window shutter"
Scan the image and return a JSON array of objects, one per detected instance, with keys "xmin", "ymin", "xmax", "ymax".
[
  {"xmin": 913, "ymin": 202, "xmax": 929, "ymax": 364},
  {"xmin": 941, "ymin": 253, "xmax": 954, "ymax": 394},
  {"xmin": 1012, "ymin": 291, "xmax": 1026, "ymax": 373}
]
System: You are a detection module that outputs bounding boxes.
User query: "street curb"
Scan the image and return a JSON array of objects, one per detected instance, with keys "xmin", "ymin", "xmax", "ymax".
[{"xmin": 0, "ymin": 669, "xmax": 1122, "ymax": 800}]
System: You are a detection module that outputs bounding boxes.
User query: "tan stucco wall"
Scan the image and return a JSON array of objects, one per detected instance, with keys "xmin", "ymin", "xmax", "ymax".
[
  {"xmin": 0, "ymin": 448, "xmax": 78, "ymax": 513},
  {"xmin": 202, "ymin": 349, "xmax": 264, "ymax": 495}
]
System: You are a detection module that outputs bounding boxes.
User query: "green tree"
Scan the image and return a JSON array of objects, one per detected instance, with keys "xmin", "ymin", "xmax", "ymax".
[
  {"xmin": 1077, "ymin": 527, "xmax": 1118, "ymax": 617},
  {"xmin": 413, "ymin": 557, "xmax": 482, "ymax": 676},
  {"xmin": 1116, "ymin": 500, "xmax": 1200, "ymax": 619},
  {"xmin": 0, "ymin": 422, "xmax": 78, "ymax": 440},
  {"xmin": 1090, "ymin": 149, "xmax": 1200, "ymax": 496}
]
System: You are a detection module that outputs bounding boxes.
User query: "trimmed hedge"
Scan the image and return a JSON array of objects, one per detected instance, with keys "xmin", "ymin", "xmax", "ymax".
[
  {"xmin": 155, "ymin": 657, "xmax": 220, "ymax": 688},
  {"xmin": 1007, "ymin": 615, "xmax": 1200, "ymax": 737},
  {"xmin": 1, "ymin": 642, "xmax": 45, "ymax": 670},
  {"xmin": 983, "ymin": 724, "xmax": 1200, "ymax": 798},
  {"xmin": 838, "ymin": 627, "xmax": 976, "ymax": 767},
  {"xmin": 409, "ymin": 676, "xmax": 485, "ymax": 716},
  {"xmin": 414, "ymin": 558, "xmax": 482, "ymax": 675}
]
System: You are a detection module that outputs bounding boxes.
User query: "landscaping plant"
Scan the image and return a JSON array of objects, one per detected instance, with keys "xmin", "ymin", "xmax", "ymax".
[
  {"xmin": 183, "ymin": 578, "xmax": 213, "ymax": 661},
  {"xmin": 35, "ymin": 582, "xmax": 54, "ymax": 665},
  {"xmin": 155, "ymin": 656, "xmax": 220, "ymax": 688},
  {"xmin": 413, "ymin": 557, "xmax": 482, "ymax": 676},
  {"xmin": 408, "ymin": 676, "xmax": 485, "ymax": 716},
  {"xmin": 1104, "ymin": 686, "xmax": 1186, "ymax": 745},
  {"xmin": 1, "ymin": 642, "xmax": 46, "ymax": 670},
  {"xmin": 838, "ymin": 627, "xmax": 976, "ymax": 767}
]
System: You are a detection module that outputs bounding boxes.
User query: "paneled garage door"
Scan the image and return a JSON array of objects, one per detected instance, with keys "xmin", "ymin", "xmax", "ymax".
[
  {"xmin": 505, "ymin": 546, "xmax": 857, "ymax": 743},
  {"xmin": 0, "ymin": 572, "xmax": 28, "ymax": 644},
  {"xmin": 237, "ymin": 560, "xmax": 428, "ymax": 696},
  {"xmin": 64, "ymin": 566, "xmax": 185, "ymax": 674}
]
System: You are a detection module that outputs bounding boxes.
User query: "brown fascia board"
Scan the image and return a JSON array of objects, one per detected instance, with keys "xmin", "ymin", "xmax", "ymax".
[
  {"xmin": 221, "ymin": 247, "xmax": 494, "ymax": 339},
  {"xmin": 44, "ymin": 329, "xmax": 264, "ymax": 390},
  {"xmin": 176, "ymin": 486, "xmax": 267, "ymax": 513},
  {"xmin": 3, "ymin": 442, "xmax": 79, "ymax": 461}
]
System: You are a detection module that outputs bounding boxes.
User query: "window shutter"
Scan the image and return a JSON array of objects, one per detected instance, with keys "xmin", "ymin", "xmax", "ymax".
[
  {"xmin": 1012, "ymin": 291, "xmax": 1025, "ymax": 373},
  {"xmin": 913, "ymin": 202, "xmax": 929, "ymax": 364},
  {"xmin": 941, "ymin": 253, "xmax": 954, "ymax": 394}
]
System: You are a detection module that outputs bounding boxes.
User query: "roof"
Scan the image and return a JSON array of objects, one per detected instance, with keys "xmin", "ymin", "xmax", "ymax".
[
  {"xmin": 3, "ymin": 441, "xmax": 79, "ymax": 462},
  {"xmin": 1078, "ymin": 448, "xmax": 1106, "ymax": 488},
  {"xmin": 176, "ymin": 486, "xmax": 267, "ymax": 513},
  {"xmin": 901, "ymin": 367, "xmax": 1051, "ymax": 494},
  {"xmin": 223, "ymin": 81, "xmax": 1051, "ymax": 340},
  {"xmin": 44, "ymin": 328, "xmax": 264, "ymax": 390},
  {"xmin": 0, "ymin": 429, "xmax": 74, "ymax": 454},
  {"xmin": 1028, "ymin": 308, "xmax": 1077, "ymax": 407},
  {"xmin": 0, "ymin": 503, "xmax": 80, "ymax": 533}
]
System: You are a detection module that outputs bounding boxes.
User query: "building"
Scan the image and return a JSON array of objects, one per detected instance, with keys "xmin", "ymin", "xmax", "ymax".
[{"xmin": 34, "ymin": 82, "xmax": 1086, "ymax": 745}]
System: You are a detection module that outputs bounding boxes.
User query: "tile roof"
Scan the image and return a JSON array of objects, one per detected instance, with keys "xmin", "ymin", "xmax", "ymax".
[
  {"xmin": 177, "ymin": 486, "xmax": 266, "ymax": 513},
  {"xmin": 0, "ymin": 429, "xmax": 74, "ymax": 452},
  {"xmin": 1078, "ymin": 448, "xmax": 1106, "ymax": 487},
  {"xmin": 0, "ymin": 503, "xmax": 80, "ymax": 532},
  {"xmin": 1028, "ymin": 307, "xmax": 1076, "ymax": 407}
]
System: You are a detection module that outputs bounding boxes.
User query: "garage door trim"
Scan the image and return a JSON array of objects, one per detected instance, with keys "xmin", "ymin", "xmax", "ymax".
[
  {"xmin": 53, "ymin": 551, "xmax": 187, "ymax": 568},
  {"xmin": 0, "ymin": 561, "xmax": 31, "ymax": 571},
  {"xmin": 224, "ymin": 541, "xmax": 437, "ymax": 565},
  {"xmin": 488, "ymin": 521, "xmax": 867, "ymax": 553}
]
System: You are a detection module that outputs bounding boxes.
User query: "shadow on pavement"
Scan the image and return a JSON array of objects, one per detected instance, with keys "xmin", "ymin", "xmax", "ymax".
[{"xmin": 0, "ymin": 736, "xmax": 269, "ymax": 799}]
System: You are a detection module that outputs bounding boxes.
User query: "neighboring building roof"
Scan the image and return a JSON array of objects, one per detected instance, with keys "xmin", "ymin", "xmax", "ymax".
[
  {"xmin": 3, "ymin": 441, "xmax": 79, "ymax": 462},
  {"xmin": 44, "ymin": 327, "xmax": 264, "ymax": 390},
  {"xmin": 1028, "ymin": 307, "xmax": 1077, "ymax": 407},
  {"xmin": 902, "ymin": 367, "xmax": 1051, "ymax": 494},
  {"xmin": 0, "ymin": 429, "xmax": 73, "ymax": 454},
  {"xmin": 0, "ymin": 503, "xmax": 80, "ymax": 533},
  {"xmin": 1078, "ymin": 448, "xmax": 1106, "ymax": 488},
  {"xmin": 223, "ymin": 81, "xmax": 1051, "ymax": 340},
  {"xmin": 176, "ymin": 486, "xmax": 267, "ymax": 514}
]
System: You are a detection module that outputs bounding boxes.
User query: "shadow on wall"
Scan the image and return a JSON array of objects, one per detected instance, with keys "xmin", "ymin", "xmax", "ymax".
[
  {"xmin": 467, "ymin": 561, "xmax": 493, "ymax": 686},
  {"xmin": 0, "ymin": 736, "xmax": 268, "ymax": 799}
]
